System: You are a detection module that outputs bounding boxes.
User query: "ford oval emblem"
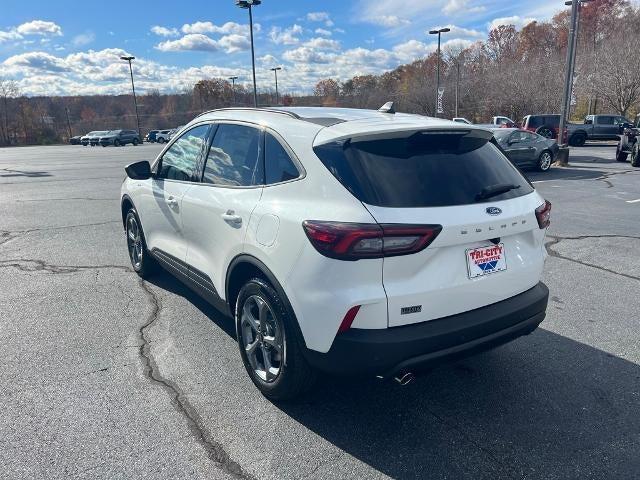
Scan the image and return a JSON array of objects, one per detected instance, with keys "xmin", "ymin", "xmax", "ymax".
[{"xmin": 486, "ymin": 207, "xmax": 502, "ymax": 216}]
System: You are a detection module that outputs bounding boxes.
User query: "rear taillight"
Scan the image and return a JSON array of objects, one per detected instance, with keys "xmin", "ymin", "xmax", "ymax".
[
  {"xmin": 302, "ymin": 221, "xmax": 442, "ymax": 260},
  {"xmin": 535, "ymin": 200, "xmax": 552, "ymax": 229}
]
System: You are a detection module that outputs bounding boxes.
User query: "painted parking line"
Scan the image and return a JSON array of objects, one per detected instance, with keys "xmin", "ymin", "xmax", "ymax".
[{"xmin": 625, "ymin": 198, "xmax": 640, "ymax": 203}]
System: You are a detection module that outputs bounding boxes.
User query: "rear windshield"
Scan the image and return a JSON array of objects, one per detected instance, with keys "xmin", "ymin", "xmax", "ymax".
[{"xmin": 314, "ymin": 131, "xmax": 533, "ymax": 208}]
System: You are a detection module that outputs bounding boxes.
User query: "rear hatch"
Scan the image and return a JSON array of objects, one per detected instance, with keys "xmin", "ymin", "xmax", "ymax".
[{"xmin": 314, "ymin": 126, "xmax": 547, "ymax": 327}]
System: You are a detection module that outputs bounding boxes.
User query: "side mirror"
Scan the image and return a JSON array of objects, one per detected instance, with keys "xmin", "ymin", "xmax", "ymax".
[{"xmin": 125, "ymin": 161, "xmax": 152, "ymax": 180}]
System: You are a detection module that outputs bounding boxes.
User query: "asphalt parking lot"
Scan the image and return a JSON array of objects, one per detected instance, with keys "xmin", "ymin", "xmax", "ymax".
[{"xmin": 1, "ymin": 142, "xmax": 639, "ymax": 479}]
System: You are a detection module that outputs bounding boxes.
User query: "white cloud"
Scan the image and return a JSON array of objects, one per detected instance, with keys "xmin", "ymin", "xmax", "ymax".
[
  {"xmin": 259, "ymin": 54, "xmax": 279, "ymax": 67},
  {"xmin": 4, "ymin": 51, "xmax": 69, "ymax": 73},
  {"xmin": 306, "ymin": 11, "xmax": 334, "ymax": 27},
  {"xmin": 428, "ymin": 24, "xmax": 484, "ymax": 39},
  {"xmin": 368, "ymin": 15, "xmax": 410, "ymax": 27},
  {"xmin": 151, "ymin": 26, "xmax": 179, "ymax": 37},
  {"xmin": 217, "ymin": 34, "xmax": 250, "ymax": 53},
  {"xmin": 442, "ymin": 0, "xmax": 486, "ymax": 16},
  {"xmin": 269, "ymin": 24, "xmax": 303, "ymax": 45},
  {"xmin": 16, "ymin": 20, "xmax": 63, "ymax": 36},
  {"xmin": 392, "ymin": 40, "xmax": 432, "ymax": 63},
  {"xmin": 72, "ymin": 32, "xmax": 95, "ymax": 47},
  {"xmin": 488, "ymin": 16, "xmax": 536, "ymax": 30},
  {"xmin": 0, "ymin": 29, "xmax": 23, "ymax": 43},
  {"xmin": 315, "ymin": 28, "xmax": 332, "ymax": 36},
  {"xmin": 282, "ymin": 47, "xmax": 332, "ymax": 64},
  {"xmin": 155, "ymin": 34, "xmax": 218, "ymax": 52},
  {"xmin": 181, "ymin": 21, "xmax": 253, "ymax": 35},
  {"xmin": 303, "ymin": 37, "xmax": 341, "ymax": 51}
]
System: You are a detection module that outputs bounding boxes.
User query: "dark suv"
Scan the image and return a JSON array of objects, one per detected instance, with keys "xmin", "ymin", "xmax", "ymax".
[
  {"xmin": 521, "ymin": 115, "xmax": 564, "ymax": 140},
  {"xmin": 99, "ymin": 130, "xmax": 141, "ymax": 147}
]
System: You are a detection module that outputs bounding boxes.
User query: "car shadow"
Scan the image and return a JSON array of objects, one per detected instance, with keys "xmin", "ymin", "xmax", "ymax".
[
  {"xmin": 145, "ymin": 269, "xmax": 237, "ymax": 340},
  {"xmin": 144, "ymin": 273, "xmax": 639, "ymax": 479},
  {"xmin": 276, "ymin": 329, "xmax": 640, "ymax": 479},
  {"xmin": 526, "ymin": 166, "xmax": 607, "ymax": 182}
]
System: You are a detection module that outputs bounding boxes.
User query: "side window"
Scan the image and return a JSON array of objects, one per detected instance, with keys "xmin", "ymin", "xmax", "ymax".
[
  {"xmin": 529, "ymin": 116, "xmax": 541, "ymax": 128},
  {"xmin": 157, "ymin": 125, "xmax": 209, "ymax": 181},
  {"xmin": 265, "ymin": 133, "xmax": 299, "ymax": 184},
  {"xmin": 523, "ymin": 132, "xmax": 538, "ymax": 142},
  {"xmin": 615, "ymin": 116, "xmax": 628, "ymax": 125},
  {"xmin": 203, "ymin": 124, "xmax": 262, "ymax": 187},
  {"xmin": 598, "ymin": 116, "xmax": 615, "ymax": 125}
]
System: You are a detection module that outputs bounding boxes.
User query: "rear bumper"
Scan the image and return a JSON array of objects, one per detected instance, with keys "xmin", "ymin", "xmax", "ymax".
[{"xmin": 304, "ymin": 282, "xmax": 549, "ymax": 377}]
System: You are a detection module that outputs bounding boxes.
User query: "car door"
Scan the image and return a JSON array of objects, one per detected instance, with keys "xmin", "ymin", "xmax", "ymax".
[
  {"xmin": 520, "ymin": 131, "xmax": 539, "ymax": 165},
  {"xmin": 181, "ymin": 122, "xmax": 264, "ymax": 303},
  {"xmin": 504, "ymin": 131, "xmax": 530, "ymax": 165},
  {"xmin": 595, "ymin": 116, "xmax": 617, "ymax": 138},
  {"xmin": 135, "ymin": 124, "xmax": 210, "ymax": 263}
]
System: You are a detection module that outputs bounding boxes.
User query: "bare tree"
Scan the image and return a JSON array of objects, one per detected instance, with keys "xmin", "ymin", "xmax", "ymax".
[{"xmin": 0, "ymin": 78, "xmax": 19, "ymax": 145}]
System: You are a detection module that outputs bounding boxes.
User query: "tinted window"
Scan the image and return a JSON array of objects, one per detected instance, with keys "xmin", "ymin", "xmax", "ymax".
[
  {"xmin": 523, "ymin": 132, "xmax": 538, "ymax": 142},
  {"xmin": 314, "ymin": 132, "xmax": 533, "ymax": 208},
  {"xmin": 158, "ymin": 125, "xmax": 209, "ymax": 181},
  {"xmin": 598, "ymin": 116, "xmax": 615, "ymax": 125},
  {"xmin": 528, "ymin": 116, "xmax": 542, "ymax": 128},
  {"xmin": 203, "ymin": 124, "xmax": 262, "ymax": 186},
  {"xmin": 265, "ymin": 133, "xmax": 299, "ymax": 184},
  {"xmin": 543, "ymin": 116, "xmax": 560, "ymax": 127}
]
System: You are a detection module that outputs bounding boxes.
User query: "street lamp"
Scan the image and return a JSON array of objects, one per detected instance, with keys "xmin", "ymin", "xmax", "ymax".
[
  {"xmin": 558, "ymin": 0, "xmax": 593, "ymax": 147},
  {"xmin": 236, "ymin": 0, "xmax": 261, "ymax": 108},
  {"xmin": 228, "ymin": 76, "xmax": 238, "ymax": 106},
  {"xmin": 120, "ymin": 56, "xmax": 141, "ymax": 137},
  {"xmin": 270, "ymin": 67, "xmax": 282, "ymax": 105},
  {"xmin": 428, "ymin": 27, "xmax": 450, "ymax": 117}
]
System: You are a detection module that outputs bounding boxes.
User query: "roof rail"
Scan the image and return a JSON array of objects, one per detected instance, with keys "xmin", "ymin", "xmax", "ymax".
[{"xmin": 194, "ymin": 107, "xmax": 301, "ymax": 120}]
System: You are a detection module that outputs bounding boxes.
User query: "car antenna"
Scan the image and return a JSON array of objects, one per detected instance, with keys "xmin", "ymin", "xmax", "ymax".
[{"xmin": 378, "ymin": 101, "xmax": 395, "ymax": 114}]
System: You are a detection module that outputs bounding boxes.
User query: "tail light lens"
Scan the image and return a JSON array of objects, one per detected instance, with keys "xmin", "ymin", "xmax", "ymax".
[
  {"xmin": 535, "ymin": 200, "xmax": 552, "ymax": 229},
  {"xmin": 302, "ymin": 221, "xmax": 442, "ymax": 260}
]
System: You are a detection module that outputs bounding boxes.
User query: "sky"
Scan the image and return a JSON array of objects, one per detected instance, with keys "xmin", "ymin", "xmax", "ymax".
[{"xmin": 0, "ymin": 0, "xmax": 571, "ymax": 97}]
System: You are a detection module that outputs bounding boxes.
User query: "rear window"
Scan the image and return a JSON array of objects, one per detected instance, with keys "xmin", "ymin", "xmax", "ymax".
[{"xmin": 314, "ymin": 131, "xmax": 533, "ymax": 208}]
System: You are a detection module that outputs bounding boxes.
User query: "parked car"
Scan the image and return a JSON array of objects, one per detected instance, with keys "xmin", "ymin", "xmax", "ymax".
[
  {"xmin": 69, "ymin": 135, "xmax": 82, "ymax": 145},
  {"xmin": 155, "ymin": 130, "xmax": 171, "ymax": 143},
  {"xmin": 121, "ymin": 106, "xmax": 551, "ymax": 400},
  {"xmin": 99, "ymin": 129, "xmax": 141, "ymax": 147},
  {"xmin": 168, "ymin": 125, "xmax": 184, "ymax": 140},
  {"xmin": 568, "ymin": 114, "xmax": 632, "ymax": 146},
  {"xmin": 615, "ymin": 113, "xmax": 640, "ymax": 167},
  {"xmin": 144, "ymin": 130, "xmax": 159, "ymax": 143},
  {"xmin": 492, "ymin": 128, "xmax": 559, "ymax": 172},
  {"xmin": 520, "ymin": 114, "xmax": 570, "ymax": 141},
  {"xmin": 80, "ymin": 131, "xmax": 107, "ymax": 146},
  {"xmin": 452, "ymin": 117, "xmax": 472, "ymax": 124},
  {"xmin": 475, "ymin": 116, "xmax": 518, "ymax": 129}
]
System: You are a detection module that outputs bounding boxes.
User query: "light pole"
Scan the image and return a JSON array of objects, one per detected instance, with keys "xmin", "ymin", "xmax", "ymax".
[
  {"xmin": 228, "ymin": 76, "xmax": 238, "ymax": 106},
  {"xmin": 558, "ymin": 0, "xmax": 592, "ymax": 146},
  {"xmin": 428, "ymin": 27, "xmax": 450, "ymax": 117},
  {"xmin": 454, "ymin": 59, "xmax": 461, "ymax": 118},
  {"xmin": 120, "ymin": 56, "xmax": 141, "ymax": 136},
  {"xmin": 236, "ymin": 0, "xmax": 261, "ymax": 108},
  {"xmin": 270, "ymin": 67, "xmax": 282, "ymax": 105}
]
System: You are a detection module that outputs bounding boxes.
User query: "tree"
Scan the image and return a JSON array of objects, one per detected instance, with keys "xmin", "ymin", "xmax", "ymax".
[{"xmin": 0, "ymin": 78, "xmax": 19, "ymax": 145}]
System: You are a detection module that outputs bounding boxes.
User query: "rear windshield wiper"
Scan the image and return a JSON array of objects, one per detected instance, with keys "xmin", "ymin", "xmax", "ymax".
[{"xmin": 476, "ymin": 183, "xmax": 520, "ymax": 201}]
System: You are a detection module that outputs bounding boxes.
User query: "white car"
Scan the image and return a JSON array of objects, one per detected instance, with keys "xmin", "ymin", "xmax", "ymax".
[
  {"xmin": 121, "ymin": 106, "xmax": 551, "ymax": 400},
  {"xmin": 452, "ymin": 117, "xmax": 472, "ymax": 124},
  {"xmin": 155, "ymin": 130, "xmax": 172, "ymax": 143}
]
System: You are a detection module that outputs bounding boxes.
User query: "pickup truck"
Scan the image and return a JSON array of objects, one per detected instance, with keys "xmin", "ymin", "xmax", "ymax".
[
  {"xmin": 615, "ymin": 114, "xmax": 640, "ymax": 167},
  {"xmin": 473, "ymin": 116, "xmax": 518, "ymax": 129},
  {"xmin": 568, "ymin": 114, "xmax": 631, "ymax": 146}
]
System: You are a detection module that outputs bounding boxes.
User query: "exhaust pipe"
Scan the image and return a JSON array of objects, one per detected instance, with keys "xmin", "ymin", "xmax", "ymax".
[{"xmin": 393, "ymin": 371, "xmax": 415, "ymax": 386}]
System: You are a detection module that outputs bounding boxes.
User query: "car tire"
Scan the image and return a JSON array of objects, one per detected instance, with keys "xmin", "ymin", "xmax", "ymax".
[
  {"xmin": 157, "ymin": 138, "xmax": 165, "ymax": 144},
  {"xmin": 114, "ymin": 139, "xmax": 121, "ymax": 147},
  {"xmin": 125, "ymin": 208, "xmax": 157, "ymax": 278},
  {"xmin": 133, "ymin": 138, "xmax": 139, "ymax": 146},
  {"xmin": 536, "ymin": 126, "xmax": 554, "ymax": 139},
  {"xmin": 570, "ymin": 133, "xmax": 586, "ymax": 147},
  {"xmin": 616, "ymin": 143, "xmax": 628, "ymax": 162},
  {"xmin": 538, "ymin": 150, "xmax": 553, "ymax": 172},
  {"xmin": 236, "ymin": 278, "xmax": 316, "ymax": 401},
  {"xmin": 102, "ymin": 144, "xmax": 107, "ymax": 148},
  {"xmin": 632, "ymin": 144, "xmax": 640, "ymax": 167}
]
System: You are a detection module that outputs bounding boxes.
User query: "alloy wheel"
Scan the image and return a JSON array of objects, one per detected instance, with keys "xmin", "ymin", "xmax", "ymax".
[
  {"xmin": 126, "ymin": 215, "xmax": 143, "ymax": 269},
  {"xmin": 240, "ymin": 295, "xmax": 284, "ymax": 383},
  {"xmin": 539, "ymin": 152, "xmax": 552, "ymax": 171}
]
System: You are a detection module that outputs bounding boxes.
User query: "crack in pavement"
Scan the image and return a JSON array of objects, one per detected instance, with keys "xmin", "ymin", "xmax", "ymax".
[
  {"xmin": 546, "ymin": 235, "xmax": 640, "ymax": 282},
  {"xmin": 594, "ymin": 169, "xmax": 637, "ymax": 188},
  {"xmin": 0, "ymin": 221, "xmax": 121, "ymax": 248},
  {"xmin": 0, "ymin": 258, "xmax": 130, "ymax": 274},
  {"xmin": 137, "ymin": 279, "xmax": 255, "ymax": 480}
]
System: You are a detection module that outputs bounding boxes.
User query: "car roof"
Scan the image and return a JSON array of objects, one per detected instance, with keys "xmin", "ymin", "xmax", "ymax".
[{"xmin": 191, "ymin": 106, "xmax": 490, "ymax": 146}]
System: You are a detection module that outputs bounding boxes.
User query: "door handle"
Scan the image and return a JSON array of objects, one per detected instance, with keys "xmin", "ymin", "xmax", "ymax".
[
  {"xmin": 166, "ymin": 196, "xmax": 178, "ymax": 207},
  {"xmin": 221, "ymin": 210, "xmax": 242, "ymax": 225}
]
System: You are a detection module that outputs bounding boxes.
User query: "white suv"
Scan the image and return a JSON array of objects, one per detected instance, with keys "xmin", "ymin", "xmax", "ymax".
[{"xmin": 121, "ymin": 106, "xmax": 551, "ymax": 400}]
